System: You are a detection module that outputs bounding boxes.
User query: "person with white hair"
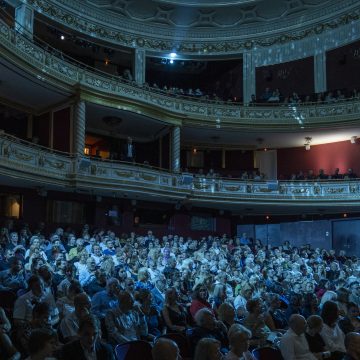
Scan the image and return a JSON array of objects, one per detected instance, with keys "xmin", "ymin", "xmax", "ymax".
[{"xmin": 279, "ymin": 314, "xmax": 317, "ymax": 360}]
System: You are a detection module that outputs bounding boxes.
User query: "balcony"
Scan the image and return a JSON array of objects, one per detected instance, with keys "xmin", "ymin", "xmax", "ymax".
[
  {"xmin": 1, "ymin": 19, "xmax": 360, "ymax": 130},
  {"xmin": 1, "ymin": 132, "xmax": 360, "ymax": 213}
]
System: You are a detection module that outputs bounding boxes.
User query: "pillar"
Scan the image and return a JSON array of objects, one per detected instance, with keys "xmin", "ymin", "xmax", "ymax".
[
  {"xmin": 171, "ymin": 126, "xmax": 180, "ymax": 173},
  {"xmin": 73, "ymin": 100, "xmax": 86, "ymax": 155},
  {"xmin": 314, "ymin": 51, "xmax": 327, "ymax": 94},
  {"xmin": 134, "ymin": 48, "xmax": 146, "ymax": 85},
  {"xmin": 15, "ymin": 3, "xmax": 34, "ymax": 39},
  {"xmin": 243, "ymin": 51, "xmax": 256, "ymax": 104}
]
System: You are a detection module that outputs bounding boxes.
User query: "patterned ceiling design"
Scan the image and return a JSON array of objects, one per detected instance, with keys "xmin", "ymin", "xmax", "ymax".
[{"xmin": 86, "ymin": 0, "xmax": 331, "ymax": 28}]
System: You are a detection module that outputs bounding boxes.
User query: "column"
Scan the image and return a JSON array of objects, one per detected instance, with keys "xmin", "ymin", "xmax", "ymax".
[
  {"xmin": 243, "ymin": 51, "xmax": 256, "ymax": 104},
  {"xmin": 73, "ymin": 100, "xmax": 86, "ymax": 155},
  {"xmin": 15, "ymin": 3, "xmax": 34, "ymax": 39},
  {"xmin": 314, "ymin": 51, "xmax": 327, "ymax": 94},
  {"xmin": 134, "ymin": 48, "xmax": 146, "ymax": 85},
  {"xmin": 159, "ymin": 136, "xmax": 163, "ymax": 168},
  {"xmin": 171, "ymin": 126, "xmax": 180, "ymax": 173}
]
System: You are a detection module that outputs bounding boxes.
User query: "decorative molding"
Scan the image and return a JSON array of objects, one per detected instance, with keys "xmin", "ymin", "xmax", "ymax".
[{"xmin": 20, "ymin": 0, "xmax": 360, "ymax": 55}]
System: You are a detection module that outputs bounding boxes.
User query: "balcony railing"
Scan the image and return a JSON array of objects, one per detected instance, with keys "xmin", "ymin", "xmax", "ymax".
[
  {"xmin": 1, "ymin": 19, "xmax": 360, "ymax": 127},
  {"xmin": 1, "ymin": 132, "xmax": 360, "ymax": 203}
]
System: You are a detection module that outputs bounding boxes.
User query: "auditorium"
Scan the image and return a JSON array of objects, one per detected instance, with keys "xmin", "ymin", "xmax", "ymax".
[{"xmin": 0, "ymin": 0, "xmax": 359, "ymax": 359}]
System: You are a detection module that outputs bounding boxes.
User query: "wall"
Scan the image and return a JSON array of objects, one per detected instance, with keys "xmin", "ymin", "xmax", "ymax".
[
  {"xmin": 327, "ymin": 39, "xmax": 360, "ymax": 92},
  {"xmin": 33, "ymin": 112, "xmax": 50, "ymax": 147},
  {"xmin": 53, "ymin": 107, "xmax": 71, "ymax": 152},
  {"xmin": 256, "ymin": 56, "xmax": 314, "ymax": 99},
  {"xmin": 277, "ymin": 140, "xmax": 360, "ymax": 178}
]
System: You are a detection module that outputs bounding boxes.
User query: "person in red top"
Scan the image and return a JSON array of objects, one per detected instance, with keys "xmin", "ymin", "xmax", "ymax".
[{"xmin": 190, "ymin": 284, "xmax": 215, "ymax": 320}]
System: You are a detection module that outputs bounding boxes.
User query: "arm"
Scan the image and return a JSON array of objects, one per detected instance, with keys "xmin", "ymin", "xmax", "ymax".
[
  {"xmin": 162, "ymin": 307, "xmax": 185, "ymax": 332},
  {"xmin": 105, "ymin": 311, "xmax": 132, "ymax": 344},
  {"xmin": 279, "ymin": 335, "xmax": 296, "ymax": 360}
]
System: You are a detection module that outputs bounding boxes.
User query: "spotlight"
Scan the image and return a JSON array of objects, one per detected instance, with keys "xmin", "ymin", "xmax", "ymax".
[
  {"xmin": 170, "ymin": 52, "xmax": 177, "ymax": 58},
  {"xmin": 60, "ymin": 35, "xmax": 65, "ymax": 40}
]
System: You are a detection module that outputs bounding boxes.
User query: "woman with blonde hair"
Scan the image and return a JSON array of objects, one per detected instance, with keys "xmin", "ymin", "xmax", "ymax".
[{"xmin": 193, "ymin": 338, "xmax": 223, "ymax": 360}]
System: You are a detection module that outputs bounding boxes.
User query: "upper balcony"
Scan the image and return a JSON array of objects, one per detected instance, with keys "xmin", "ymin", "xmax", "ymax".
[
  {"xmin": 1, "ymin": 131, "xmax": 360, "ymax": 215},
  {"xmin": 1, "ymin": 16, "xmax": 360, "ymax": 131}
]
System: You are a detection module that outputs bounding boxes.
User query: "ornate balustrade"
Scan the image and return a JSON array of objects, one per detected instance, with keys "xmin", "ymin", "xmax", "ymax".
[
  {"xmin": 1, "ymin": 19, "xmax": 360, "ymax": 128},
  {"xmin": 1, "ymin": 133, "xmax": 360, "ymax": 204}
]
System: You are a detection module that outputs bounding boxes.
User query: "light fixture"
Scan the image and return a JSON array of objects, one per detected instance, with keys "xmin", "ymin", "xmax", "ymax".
[
  {"xmin": 193, "ymin": 148, "xmax": 197, "ymax": 154},
  {"xmin": 169, "ymin": 52, "xmax": 177, "ymax": 58},
  {"xmin": 304, "ymin": 136, "xmax": 312, "ymax": 151},
  {"xmin": 60, "ymin": 35, "xmax": 65, "ymax": 40},
  {"xmin": 351, "ymin": 136, "xmax": 357, "ymax": 144},
  {"xmin": 169, "ymin": 59, "xmax": 174, "ymax": 64}
]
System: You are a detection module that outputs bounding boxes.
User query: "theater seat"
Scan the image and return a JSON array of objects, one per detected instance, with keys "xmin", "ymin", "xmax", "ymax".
[
  {"xmin": 157, "ymin": 333, "xmax": 191, "ymax": 359},
  {"xmin": 252, "ymin": 346, "xmax": 284, "ymax": 360},
  {"xmin": 115, "ymin": 340, "xmax": 152, "ymax": 360}
]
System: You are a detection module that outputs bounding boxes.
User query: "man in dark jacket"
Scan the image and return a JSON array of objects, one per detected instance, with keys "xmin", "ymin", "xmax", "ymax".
[{"xmin": 61, "ymin": 314, "xmax": 114, "ymax": 360}]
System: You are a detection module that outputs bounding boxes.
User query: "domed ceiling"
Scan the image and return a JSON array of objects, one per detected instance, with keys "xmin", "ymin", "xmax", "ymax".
[{"xmin": 85, "ymin": 0, "xmax": 336, "ymax": 29}]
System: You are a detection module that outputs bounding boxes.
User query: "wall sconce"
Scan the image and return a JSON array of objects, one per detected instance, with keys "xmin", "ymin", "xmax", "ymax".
[
  {"xmin": 84, "ymin": 146, "xmax": 90, "ymax": 155},
  {"xmin": 351, "ymin": 136, "xmax": 357, "ymax": 144}
]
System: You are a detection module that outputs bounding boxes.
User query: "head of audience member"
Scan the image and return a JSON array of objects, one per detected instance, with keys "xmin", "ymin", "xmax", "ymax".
[
  {"xmin": 344, "ymin": 332, "xmax": 360, "ymax": 360},
  {"xmin": 10, "ymin": 257, "xmax": 23, "ymax": 274},
  {"xmin": 193, "ymin": 338, "xmax": 222, "ymax": 360},
  {"xmin": 346, "ymin": 302, "xmax": 360, "ymax": 320},
  {"xmin": 106, "ymin": 278, "xmax": 120, "ymax": 297},
  {"xmin": 66, "ymin": 280, "xmax": 83, "ymax": 300},
  {"xmin": 195, "ymin": 308, "xmax": 216, "ymax": 330},
  {"xmin": 192, "ymin": 285, "xmax": 209, "ymax": 302},
  {"xmin": 152, "ymin": 338, "xmax": 181, "ymax": 360},
  {"xmin": 138, "ymin": 267, "xmax": 150, "ymax": 283},
  {"xmin": 289, "ymin": 314, "xmax": 307, "ymax": 335},
  {"xmin": 118, "ymin": 291, "xmax": 134, "ymax": 313},
  {"xmin": 228, "ymin": 328, "xmax": 252, "ymax": 357},
  {"xmin": 321, "ymin": 301, "xmax": 339, "ymax": 327},
  {"xmin": 86, "ymin": 257, "xmax": 96, "ymax": 272},
  {"xmin": 28, "ymin": 328, "xmax": 58, "ymax": 359},
  {"xmin": 246, "ymin": 298, "xmax": 263, "ymax": 316},
  {"xmin": 74, "ymin": 293, "xmax": 91, "ymax": 319},
  {"xmin": 78, "ymin": 315, "xmax": 101, "ymax": 352},
  {"xmin": 32, "ymin": 301, "xmax": 51, "ymax": 328},
  {"xmin": 165, "ymin": 287, "xmax": 180, "ymax": 306},
  {"xmin": 28, "ymin": 275, "xmax": 44, "ymax": 298},
  {"xmin": 306, "ymin": 315, "xmax": 323, "ymax": 336},
  {"xmin": 155, "ymin": 275, "xmax": 166, "ymax": 292},
  {"xmin": 217, "ymin": 303, "xmax": 235, "ymax": 325}
]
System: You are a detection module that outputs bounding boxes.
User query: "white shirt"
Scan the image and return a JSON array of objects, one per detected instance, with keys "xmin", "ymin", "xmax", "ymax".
[
  {"xmin": 280, "ymin": 329, "xmax": 317, "ymax": 360},
  {"xmin": 320, "ymin": 323, "xmax": 346, "ymax": 353}
]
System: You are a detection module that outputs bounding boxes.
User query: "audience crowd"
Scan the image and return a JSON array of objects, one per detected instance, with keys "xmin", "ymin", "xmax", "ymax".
[{"xmin": 0, "ymin": 224, "xmax": 359, "ymax": 360}]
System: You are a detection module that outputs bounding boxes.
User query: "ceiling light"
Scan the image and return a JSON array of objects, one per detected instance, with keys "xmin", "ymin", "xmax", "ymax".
[
  {"xmin": 304, "ymin": 136, "xmax": 312, "ymax": 150},
  {"xmin": 60, "ymin": 35, "xmax": 65, "ymax": 40}
]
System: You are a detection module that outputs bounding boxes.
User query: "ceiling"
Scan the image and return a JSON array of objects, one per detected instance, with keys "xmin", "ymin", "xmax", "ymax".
[
  {"xmin": 0, "ymin": 56, "xmax": 71, "ymax": 112},
  {"xmin": 85, "ymin": 0, "xmax": 332, "ymax": 29}
]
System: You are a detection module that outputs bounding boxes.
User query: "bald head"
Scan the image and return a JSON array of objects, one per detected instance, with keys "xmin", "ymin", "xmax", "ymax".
[
  {"xmin": 152, "ymin": 338, "xmax": 180, "ymax": 360},
  {"xmin": 289, "ymin": 314, "xmax": 306, "ymax": 335}
]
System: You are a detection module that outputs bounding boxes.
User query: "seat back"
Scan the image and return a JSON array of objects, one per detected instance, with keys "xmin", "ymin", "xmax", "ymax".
[
  {"xmin": 115, "ymin": 340, "xmax": 152, "ymax": 360},
  {"xmin": 158, "ymin": 333, "xmax": 191, "ymax": 358},
  {"xmin": 252, "ymin": 347, "xmax": 284, "ymax": 360}
]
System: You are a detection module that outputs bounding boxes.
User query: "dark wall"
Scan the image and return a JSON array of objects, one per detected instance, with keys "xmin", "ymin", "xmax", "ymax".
[
  {"xmin": 277, "ymin": 140, "xmax": 360, "ymax": 178},
  {"xmin": 33, "ymin": 113, "xmax": 50, "ymax": 147},
  {"xmin": 0, "ymin": 117, "xmax": 27, "ymax": 139},
  {"xmin": 327, "ymin": 40, "xmax": 360, "ymax": 92},
  {"xmin": 332, "ymin": 219, "xmax": 360, "ymax": 256},
  {"xmin": 135, "ymin": 139, "xmax": 160, "ymax": 166},
  {"xmin": 256, "ymin": 56, "xmax": 314, "ymax": 98},
  {"xmin": 53, "ymin": 107, "xmax": 71, "ymax": 152}
]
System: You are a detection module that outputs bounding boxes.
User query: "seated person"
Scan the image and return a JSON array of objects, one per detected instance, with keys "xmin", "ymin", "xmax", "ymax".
[
  {"xmin": 61, "ymin": 315, "xmax": 114, "ymax": 360},
  {"xmin": 339, "ymin": 302, "xmax": 360, "ymax": 334},
  {"xmin": 280, "ymin": 314, "xmax": 317, "ymax": 360},
  {"xmin": 343, "ymin": 332, "xmax": 360, "ymax": 360},
  {"xmin": 0, "ymin": 306, "xmax": 20, "ymax": 360},
  {"xmin": 225, "ymin": 326, "xmax": 256, "ymax": 360},
  {"xmin": 162, "ymin": 287, "xmax": 188, "ymax": 333},
  {"xmin": 243, "ymin": 299, "xmax": 272, "ymax": 345},
  {"xmin": 91, "ymin": 278, "xmax": 120, "ymax": 319},
  {"xmin": 188, "ymin": 308, "xmax": 228, "ymax": 355},
  {"xmin": 152, "ymin": 338, "xmax": 180, "ymax": 360},
  {"xmin": 60, "ymin": 292, "xmax": 91, "ymax": 342},
  {"xmin": 105, "ymin": 290, "xmax": 148, "ymax": 345},
  {"xmin": 190, "ymin": 285, "xmax": 214, "ymax": 320},
  {"xmin": 194, "ymin": 338, "xmax": 223, "ymax": 360},
  {"xmin": 56, "ymin": 280, "xmax": 83, "ymax": 319}
]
